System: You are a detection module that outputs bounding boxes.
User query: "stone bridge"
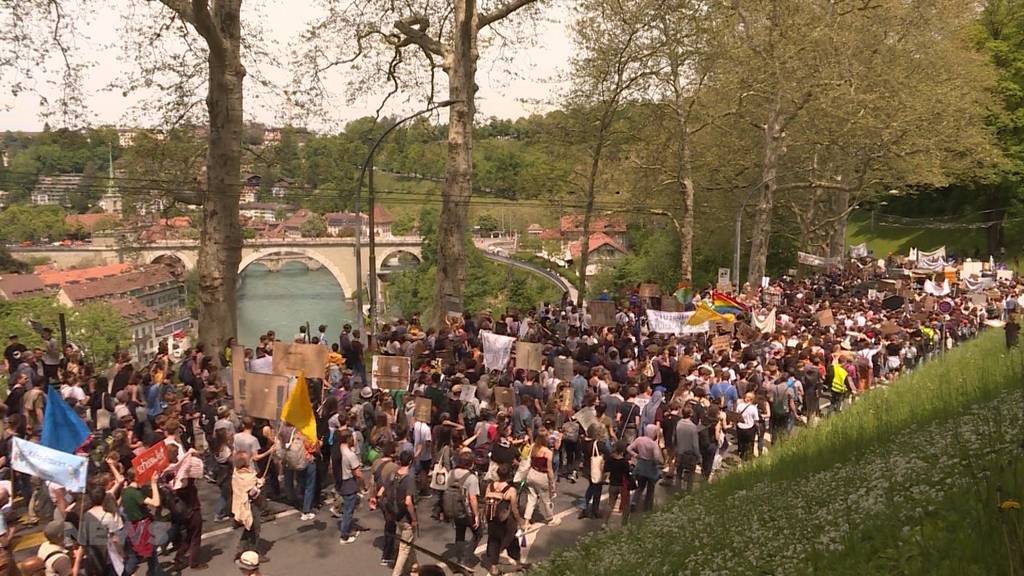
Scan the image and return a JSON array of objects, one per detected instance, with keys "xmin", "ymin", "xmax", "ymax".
[{"xmin": 12, "ymin": 236, "xmax": 424, "ymax": 299}]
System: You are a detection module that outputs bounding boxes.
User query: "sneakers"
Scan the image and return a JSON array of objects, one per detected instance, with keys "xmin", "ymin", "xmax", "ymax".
[
  {"xmin": 300, "ymin": 512, "xmax": 316, "ymax": 521},
  {"xmin": 329, "ymin": 507, "xmax": 341, "ymax": 518},
  {"xmin": 339, "ymin": 535, "xmax": 357, "ymax": 544},
  {"xmin": 214, "ymin": 514, "xmax": 232, "ymax": 523}
]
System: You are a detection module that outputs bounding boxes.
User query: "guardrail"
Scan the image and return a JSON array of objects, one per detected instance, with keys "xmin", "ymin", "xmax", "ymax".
[{"xmin": 481, "ymin": 251, "xmax": 577, "ymax": 300}]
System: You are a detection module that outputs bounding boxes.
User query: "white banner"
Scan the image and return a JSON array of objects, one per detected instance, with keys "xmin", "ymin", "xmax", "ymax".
[
  {"xmin": 11, "ymin": 437, "xmax": 88, "ymax": 492},
  {"xmin": 919, "ymin": 246, "xmax": 946, "ymax": 261},
  {"xmin": 645, "ymin": 310, "xmax": 708, "ymax": 335},
  {"xmin": 917, "ymin": 255, "xmax": 945, "ymax": 271},
  {"xmin": 797, "ymin": 252, "xmax": 841, "ymax": 268},
  {"xmin": 849, "ymin": 243, "xmax": 868, "ymax": 258},
  {"xmin": 481, "ymin": 331, "xmax": 516, "ymax": 371},
  {"xmin": 753, "ymin": 309, "xmax": 777, "ymax": 334},
  {"xmin": 924, "ymin": 279, "xmax": 950, "ymax": 296}
]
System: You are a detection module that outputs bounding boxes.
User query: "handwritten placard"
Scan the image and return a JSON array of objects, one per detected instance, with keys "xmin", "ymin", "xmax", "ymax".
[
  {"xmin": 816, "ymin": 309, "xmax": 834, "ymax": 327},
  {"xmin": 232, "ymin": 361, "xmax": 291, "ymax": 421},
  {"xmin": 515, "ymin": 341, "xmax": 544, "ymax": 372},
  {"xmin": 554, "ymin": 357, "xmax": 574, "ymax": 381},
  {"xmin": 588, "ymin": 300, "xmax": 617, "ymax": 327},
  {"xmin": 373, "ymin": 355, "xmax": 411, "ymax": 391},
  {"xmin": 711, "ymin": 335, "xmax": 731, "ymax": 353},
  {"xmin": 413, "ymin": 397, "xmax": 432, "ymax": 423},
  {"xmin": 132, "ymin": 442, "xmax": 170, "ymax": 484},
  {"xmin": 639, "ymin": 283, "xmax": 661, "ymax": 298},
  {"xmin": 272, "ymin": 341, "xmax": 329, "ymax": 379},
  {"xmin": 493, "ymin": 386, "xmax": 514, "ymax": 409}
]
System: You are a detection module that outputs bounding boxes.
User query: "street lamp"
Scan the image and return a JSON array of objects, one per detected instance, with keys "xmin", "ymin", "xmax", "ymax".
[{"xmin": 353, "ymin": 99, "xmax": 457, "ymax": 351}]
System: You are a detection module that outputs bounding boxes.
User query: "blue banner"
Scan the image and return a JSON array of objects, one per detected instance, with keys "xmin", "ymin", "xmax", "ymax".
[{"xmin": 11, "ymin": 437, "xmax": 88, "ymax": 492}]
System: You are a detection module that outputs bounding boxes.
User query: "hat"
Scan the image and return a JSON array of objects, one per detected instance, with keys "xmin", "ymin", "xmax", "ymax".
[
  {"xmin": 359, "ymin": 387, "xmax": 374, "ymax": 400},
  {"xmin": 217, "ymin": 405, "xmax": 230, "ymax": 418},
  {"xmin": 840, "ymin": 339, "xmax": 852, "ymax": 351},
  {"xmin": 114, "ymin": 405, "xmax": 132, "ymax": 420},
  {"xmin": 450, "ymin": 384, "xmax": 462, "ymax": 396},
  {"xmin": 236, "ymin": 550, "xmax": 260, "ymax": 570},
  {"xmin": 43, "ymin": 520, "xmax": 65, "ymax": 544},
  {"xmin": 7, "ymin": 334, "xmax": 16, "ymax": 339}
]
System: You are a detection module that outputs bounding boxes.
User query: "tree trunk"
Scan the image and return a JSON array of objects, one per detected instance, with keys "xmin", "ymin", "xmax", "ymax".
[
  {"xmin": 828, "ymin": 188, "xmax": 849, "ymax": 260},
  {"xmin": 576, "ymin": 139, "xmax": 604, "ymax": 306},
  {"xmin": 986, "ymin": 207, "xmax": 1005, "ymax": 258},
  {"xmin": 433, "ymin": 0, "xmax": 478, "ymax": 326},
  {"xmin": 197, "ymin": 5, "xmax": 244, "ymax": 355},
  {"xmin": 747, "ymin": 103, "xmax": 781, "ymax": 286}
]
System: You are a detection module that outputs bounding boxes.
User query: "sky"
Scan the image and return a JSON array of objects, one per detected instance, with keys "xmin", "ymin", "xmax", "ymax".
[{"xmin": 0, "ymin": 1, "xmax": 573, "ymax": 132}]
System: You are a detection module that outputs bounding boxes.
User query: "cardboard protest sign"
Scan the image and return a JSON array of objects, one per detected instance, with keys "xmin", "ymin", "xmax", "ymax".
[
  {"xmin": 272, "ymin": 342, "xmax": 328, "ymax": 379},
  {"xmin": 493, "ymin": 386, "xmax": 515, "ymax": 409},
  {"xmin": 716, "ymin": 281, "xmax": 734, "ymax": 294},
  {"xmin": 460, "ymin": 384, "xmax": 477, "ymax": 402},
  {"xmin": 639, "ymin": 283, "xmax": 661, "ymax": 298},
  {"xmin": 969, "ymin": 293, "xmax": 988, "ymax": 307},
  {"xmin": 572, "ymin": 407, "xmax": 598, "ymax": 434},
  {"xmin": 515, "ymin": 341, "xmax": 544, "ymax": 372},
  {"xmin": 372, "ymin": 355, "xmax": 411, "ymax": 391},
  {"xmin": 413, "ymin": 397, "xmax": 432, "ymax": 423},
  {"xmin": 661, "ymin": 297, "xmax": 685, "ymax": 312},
  {"xmin": 997, "ymin": 269, "xmax": 1015, "ymax": 282},
  {"xmin": 558, "ymin": 386, "xmax": 573, "ymax": 412},
  {"xmin": 913, "ymin": 312, "xmax": 931, "ymax": 323},
  {"xmin": 880, "ymin": 321, "xmax": 901, "ymax": 336},
  {"xmin": 712, "ymin": 319, "xmax": 735, "ymax": 335},
  {"xmin": 588, "ymin": 300, "xmax": 617, "ymax": 327},
  {"xmin": 736, "ymin": 322, "xmax": 759, "ymax": 343},
  {"xmin": 554, "ymin": 357, "xmax": 574, "ymax": 381},
  {"xmin": 232, "ymin": 364, "xmax": 291, "ymax": 421},
  {"xmin": 962, "ymin": 260, "xmax": 983, "ymax": 277},
  {"xmin": 11, "ymin": 437, "xmax": 88, "ymax": 492},
  {"xmin": 816, "ymin": 309, "xmax": 834, "ymax": 327},
  {"xmin": 132, "ymin": 442, "xmax": 170, "ymax": 484},
  {"xmin": 711, "ymin": 334, "xmax": 731, "ymax": 353},
  {"xmin": 944, "ymin": 268, "xmax": 958, "ymax": 284}
]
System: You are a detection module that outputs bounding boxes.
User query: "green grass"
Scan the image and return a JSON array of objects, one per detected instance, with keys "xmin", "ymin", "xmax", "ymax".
[
  {"xmin": 845, "ymin": 214, "xmax": 989, "ymax": 260},
  {"xmin": 535, "ymin": 331, "xmax": 1024, "ymax": 576}
]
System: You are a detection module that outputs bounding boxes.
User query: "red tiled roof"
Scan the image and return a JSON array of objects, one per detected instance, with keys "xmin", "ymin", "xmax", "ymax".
[
  {"xmin": 567, "ymin": 232, "xmax": 629, "ymax": 259},
  {"xmin": 107, "ymin": 297, "xmax": 158, "ymax": 324},
  {"xmin": 158, "ymin": 216, "xmax": 192, "ymax": 228},
  {"xmin": 559, "ymin": 215, "xmax": 626, "ymax": 235},
  {"xmin": 36, "ymin": 263, "xmax": 134, "ymax": 288},
  {"xmin": 65, "ymin": 213, "xmax": 120, "ymax": 232},
  {"xmin": 283, "ymin": 209, "xmax": 314, "ymax": 230},
  {"xmin": 60, "ymin": 266, "xmax": 177, "ymax": 304},
  {"xmin": 0, "ymin": 274, "xmax": 46, "ymax": 300},
  {"xmin": 539, "ymin": 228, "xmax": 562, "ymax": 240},
  {"xmin": 373, "ymin": 205, "xmax": 393, "ymax": 224}
]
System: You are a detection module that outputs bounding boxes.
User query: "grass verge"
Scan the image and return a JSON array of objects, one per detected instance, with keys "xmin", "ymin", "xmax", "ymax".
[{"xmin": 534, "ymin": 330, "xmax": 1024, "ymax": 576}]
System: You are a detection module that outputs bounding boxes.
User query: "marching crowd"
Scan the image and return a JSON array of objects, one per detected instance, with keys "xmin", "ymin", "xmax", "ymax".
[{"xmin": 0, "ymin": 261, "xmax": 1018, "ymax": 576}]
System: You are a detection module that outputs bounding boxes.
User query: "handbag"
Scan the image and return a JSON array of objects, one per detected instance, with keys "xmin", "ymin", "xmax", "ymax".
[
  {"xmin": 589, "ymin": 442, "xmax": 605, "ymax": 484},
  {"xmin": 429, "ymin": 447, "xmax": 450, "ymax": 491}
]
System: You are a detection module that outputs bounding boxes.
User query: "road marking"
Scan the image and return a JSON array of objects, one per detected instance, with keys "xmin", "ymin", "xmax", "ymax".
[{"xmin": 200, "ymin": 508, "xmax": 298, "ymax": 541}]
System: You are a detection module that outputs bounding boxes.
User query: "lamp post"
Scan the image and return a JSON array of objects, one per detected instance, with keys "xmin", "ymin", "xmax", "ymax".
[{"xmin": 353, "ymin": 99, "xmax": 456, "ymax": 351}]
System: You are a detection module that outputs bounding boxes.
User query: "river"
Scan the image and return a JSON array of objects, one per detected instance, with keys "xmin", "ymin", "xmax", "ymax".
[{"xmin": 237, "ymin": 262, "xmax": 357, "ymax": 347}]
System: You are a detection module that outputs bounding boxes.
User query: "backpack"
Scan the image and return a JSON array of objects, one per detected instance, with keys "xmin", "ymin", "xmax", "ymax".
[
  {"xmin": 696, "ymin": 421, "xmax": 712, "ymax": 453},
  {"xmin": 771, "ymin": 383, "xmax": 789, "ymax": 417},
  {"xmin": 463, "ymin": 399, "xmax": 479, "ymax": 423},
  {"xmin": 178, "ymin": 359, "xmax": 195, "ymax": 386},
  {"xmin": 562, "ymin": 420, "xmax": 580, "ymax": 443},
  {"xmin": 442, "ymin": 469, "xmax": 472, "ymax": 522},
  {"xmin": 284, "ymin": 430, "xmax": 309, "ymax": 470},
  {"xmin": 382, "ymin": 472, "xmax": 406, "ymax": 521},
  {"xmin": 484, "ymin": 484, "xmax": 513, "ymax": 523}
]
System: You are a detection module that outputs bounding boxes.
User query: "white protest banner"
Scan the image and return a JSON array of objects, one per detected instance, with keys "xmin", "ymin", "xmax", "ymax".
[
  {"xmin": 997, "ymin": 269, "xmax": 1015, "ymax": 282},
  {"xmin": 962, "ymin": 260, "xmax": 984, "ymax": 277},
  {"xmin": 849, "ymin": 243, "xmax": 868, "ymax": 258},
  {"xmin": 481, "ymin": 331, "xmax": 516, "ymax": 371},
  {"xmin": 917, "ymin": 255, "xmax": 945, "ymax": 272},
  {"xmin": 752, "ymin": 309, "xmax": 777, "ymax": 334},
  {"xmin": 797, "ymin": 252, "xmax": 841, "ymax": 268},
  {"xmin": 924, "ymin": 279, "xmax": 950, "ymax": 296},
  {"xmin": 11, "ymin": 437, "xmax": 88, "ymax": 492},
  {"xmin": 645, "ymin": 310, "xmax": 708, "ymax": 335},
  {"xmin": 919, "ymin": 246, "xmax": 947, "ymax": 260}
]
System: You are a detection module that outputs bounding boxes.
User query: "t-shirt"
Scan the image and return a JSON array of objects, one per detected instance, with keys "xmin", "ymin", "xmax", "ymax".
[
  {"xmin": 340, "ymin": 445, "xmax": 361, "ymax": 481},
  {"xmin": 395, "ymin": 472, "xmax": 417, "ymax": 522},
  {"xmin": 413, "ymin": 421, "xmax": 432, "ymax": 462},
  {"xmin": 233, "ymin": 431, "xmax": 261, "ymax": 458},
  {"xmin": 121, "ymin": 486, "xmax": 150, "ymax": 522},
  {"xmin": 490, "ymin": 438, "xmax": 518, "ymax": 465},
  {"xmin": 3, "ymin": 343, "xmax": 25, "ymax": 374},
  {"xmin": 249, "ymin": 355, "xmax": 273, "ymax": 374}
]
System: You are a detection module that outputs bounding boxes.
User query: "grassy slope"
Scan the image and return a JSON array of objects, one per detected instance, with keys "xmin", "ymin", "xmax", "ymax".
[
  {"xmin": 535, "ymin": 331, "xmax": 1024, "ymax": 576},
  {"xmin": 845, "ymin": 215, "xmax": 989, "ymax": 259}
]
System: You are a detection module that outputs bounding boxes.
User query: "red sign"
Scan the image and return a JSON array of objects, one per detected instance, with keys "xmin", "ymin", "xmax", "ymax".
[{"xmin": 132, "ymin": 442, "xmax": 169, "ymax": 484}]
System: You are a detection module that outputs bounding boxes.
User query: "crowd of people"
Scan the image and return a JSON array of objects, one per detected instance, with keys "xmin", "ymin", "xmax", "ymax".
[{"xmin": 0, "ymin": 258, "xmax": 1018, "ymax": 575}]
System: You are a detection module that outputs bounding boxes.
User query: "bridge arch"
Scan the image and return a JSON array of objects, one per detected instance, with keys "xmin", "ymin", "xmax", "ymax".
[
  {"xmin": 239, "ymin": 247, "xmax": 354, "ymax": 299},
  {"xmin": 150, "ymin": 251, "xmax": 197, "ymax": 271},
  {"xmin": 377, "ymin": 247, "xmax": 422, "ymax": 273}
]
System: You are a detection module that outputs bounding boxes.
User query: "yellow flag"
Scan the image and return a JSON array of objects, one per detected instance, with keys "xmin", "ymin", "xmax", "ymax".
[
  {"xmin": 688, "ymin": 303, "xmax": 728, "ymax": 326},
  {"xmin": 281, "ymin": 372, "xmax": 318, "ymax": 443}
]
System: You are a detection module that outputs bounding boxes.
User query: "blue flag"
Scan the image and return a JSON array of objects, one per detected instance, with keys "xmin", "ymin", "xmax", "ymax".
[{"xmin": 40, "ymin": 386, "xmax": 90, "ymax": 454}]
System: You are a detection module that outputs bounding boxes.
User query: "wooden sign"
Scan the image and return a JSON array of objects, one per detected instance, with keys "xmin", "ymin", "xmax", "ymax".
[
  {"xmin": 736, "ymin": 322, "xmax": 758, "ymax": 343},
  {"xmin": 553, "ymin": 356, "xmax": 574, "ymax": 381},
  {"xmin": 588, "ymin": 300, "xmax": 617, "ymax": 327},
  {"xmin": 493, "ymin": 386, "xmax": 514, "ymax": 409},
  {"xmin": 816, "ymin": 309, "xmax": 834, "ymax": 327},
  {"xmin": 413, "ymin": 397, "xmax": 432, "ymax": 423},
  {"xmin": 880, "ymin": 321, "xmax": 901, "ymax": 336},
  {"xmin": 639, "ymin": 283, "xmax": 660, "ymax": 298},
  {"xmin": 711, "ymin": 334, "xmax": 731, "ymax": 353},
  {"xmin": 232, "ymin": 367, "xmax": 291, "ymax": 421},
  {"xmin": 515, "ymin": 341, "xmax": 544, "ymax": 372},
  {"xmin": 132, "ymin": 442, "xmax": 170, "ymax": 484},
  {"xmin": 272, "ymin": 342, "xmax": 328, "ymax": 379},
  {"xmin": 372, "ymin": 355, "xmax": 411, "ymax": 391},
  {"xmin": 558, "ymin": 386, "xmax": 573, "ymax": 412}
]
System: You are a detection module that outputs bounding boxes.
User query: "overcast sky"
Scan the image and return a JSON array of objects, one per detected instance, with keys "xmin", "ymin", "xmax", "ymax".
[{"xmin": 0, "ymin": 1, "xmax": 573, "ymax": 132}]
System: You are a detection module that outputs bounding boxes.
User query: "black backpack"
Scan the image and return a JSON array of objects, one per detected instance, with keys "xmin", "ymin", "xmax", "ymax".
[
  {"xmin": 382, "ymin": 472, "xmax": 406, "ymax": 521},
  {"xmin": 442, "ymin": 469, "xmax": 471, "ymax": 521}
]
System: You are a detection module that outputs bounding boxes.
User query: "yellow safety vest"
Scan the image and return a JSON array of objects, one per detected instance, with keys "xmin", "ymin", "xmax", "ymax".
[{"xmin": 830, "ymin": 363, "xmax": 848, "ymax": 394}]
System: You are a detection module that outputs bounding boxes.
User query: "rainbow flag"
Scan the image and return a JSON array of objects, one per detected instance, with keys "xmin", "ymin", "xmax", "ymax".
[
  {"xmin": 687, "ymin": 302, "xmax": 735, "ymax": 326},
  {"xmin": 712, "ymin": 290, "xmax": 749, "ymax": 315}
]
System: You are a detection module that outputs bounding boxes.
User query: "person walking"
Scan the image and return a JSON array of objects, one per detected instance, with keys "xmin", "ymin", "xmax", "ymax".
[
  {"xmin": 735, "ymin": 391, "xmax": 758, "ymax": 460},
  {"xmin": 482, "ymin": 463, "xmax": 525, "ymax": 575},
  {"xmin": 335, "ymin": 429, "xmax": 362, "ymax": 544},
  {"xmin": 602, "ymin": 440, "xmax": 631, "ymax": 527},
  {"xmin": 627, "ymin": 424, "xmax": 662, "ymax": 512},
  {"xmin": 231, "ymin": 450, "xmax": 265, "ymax": 562},
  {"xmin": 391, "ymin": 451, "xmax": 419, "ymax": 576},
  {"xmin": 444, "ymin": 451, "xmax": 481, "ymax": 566},
  {"xmin": 579, "ymin": 424, "xmax": 605, "ymax": 519},
  {"xmin": 522, "ymin": 430, "xmax": 556, "ymax": 529},
  {"xmin": 673, "ymin": 405, "xmax": 700, "ymax": 492}
]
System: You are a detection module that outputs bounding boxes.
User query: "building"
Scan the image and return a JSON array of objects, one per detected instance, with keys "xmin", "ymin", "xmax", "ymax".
[
  {"xmin": 65, "ymin": 213, "xmax": 120, "ymax": 235},
  {"xmin": 239, "ymin": 202, "xmax": 294, "ymax": 223},
  {"xmin": 527, "ymin": 223, "xmax": 544, "ymax": 237},
  {"xmin": 99, "ymin": 192, "xmax": 122, "ymax": 214},
  {"xmin": 31, "ymin": 174, "xmax": 82, "ymax": 206},
  {"xmin": 324, "ymin": 207, "xmax": 395, "ymax": 238},
  {"xmin": 35, "ymin": 263, "xmax": 134, "ymax": 289},
  {"xmin": 57, "ymin": 265, "xmax": 185, "ymax": 312},
  {"xmin": 241, "ymin": 174, "xmax": 261, "ymax": 204},
  {"xmin": 282, "ymin": 209, "xmax": 316, "ymax": 237},
  {"xmin": 565, "ymin": 232, "xmax": 630, "ymax": 273},
  {"xmin": 270, "ymin": 178, "xmax": 293, "ymax": 200},
  {"xmin": 0, "ymin": 274, "xmax": 46, "ymax": 301},
  {"xmin": 0, "ymin": 190, "xmax": 9, "ymax": 208},
  {"xmin": 558, "ymin": 215, "xmax": 627, "ymax": 246},
  {"xmin": 108, "ymin": 297, "xmax": 159, "ymax": 362}
]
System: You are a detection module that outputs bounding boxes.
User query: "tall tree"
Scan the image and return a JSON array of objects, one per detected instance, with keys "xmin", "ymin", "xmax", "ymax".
[{"xmin": 298, "ymin": 0, "xmax": 543, "ymax": 324}]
